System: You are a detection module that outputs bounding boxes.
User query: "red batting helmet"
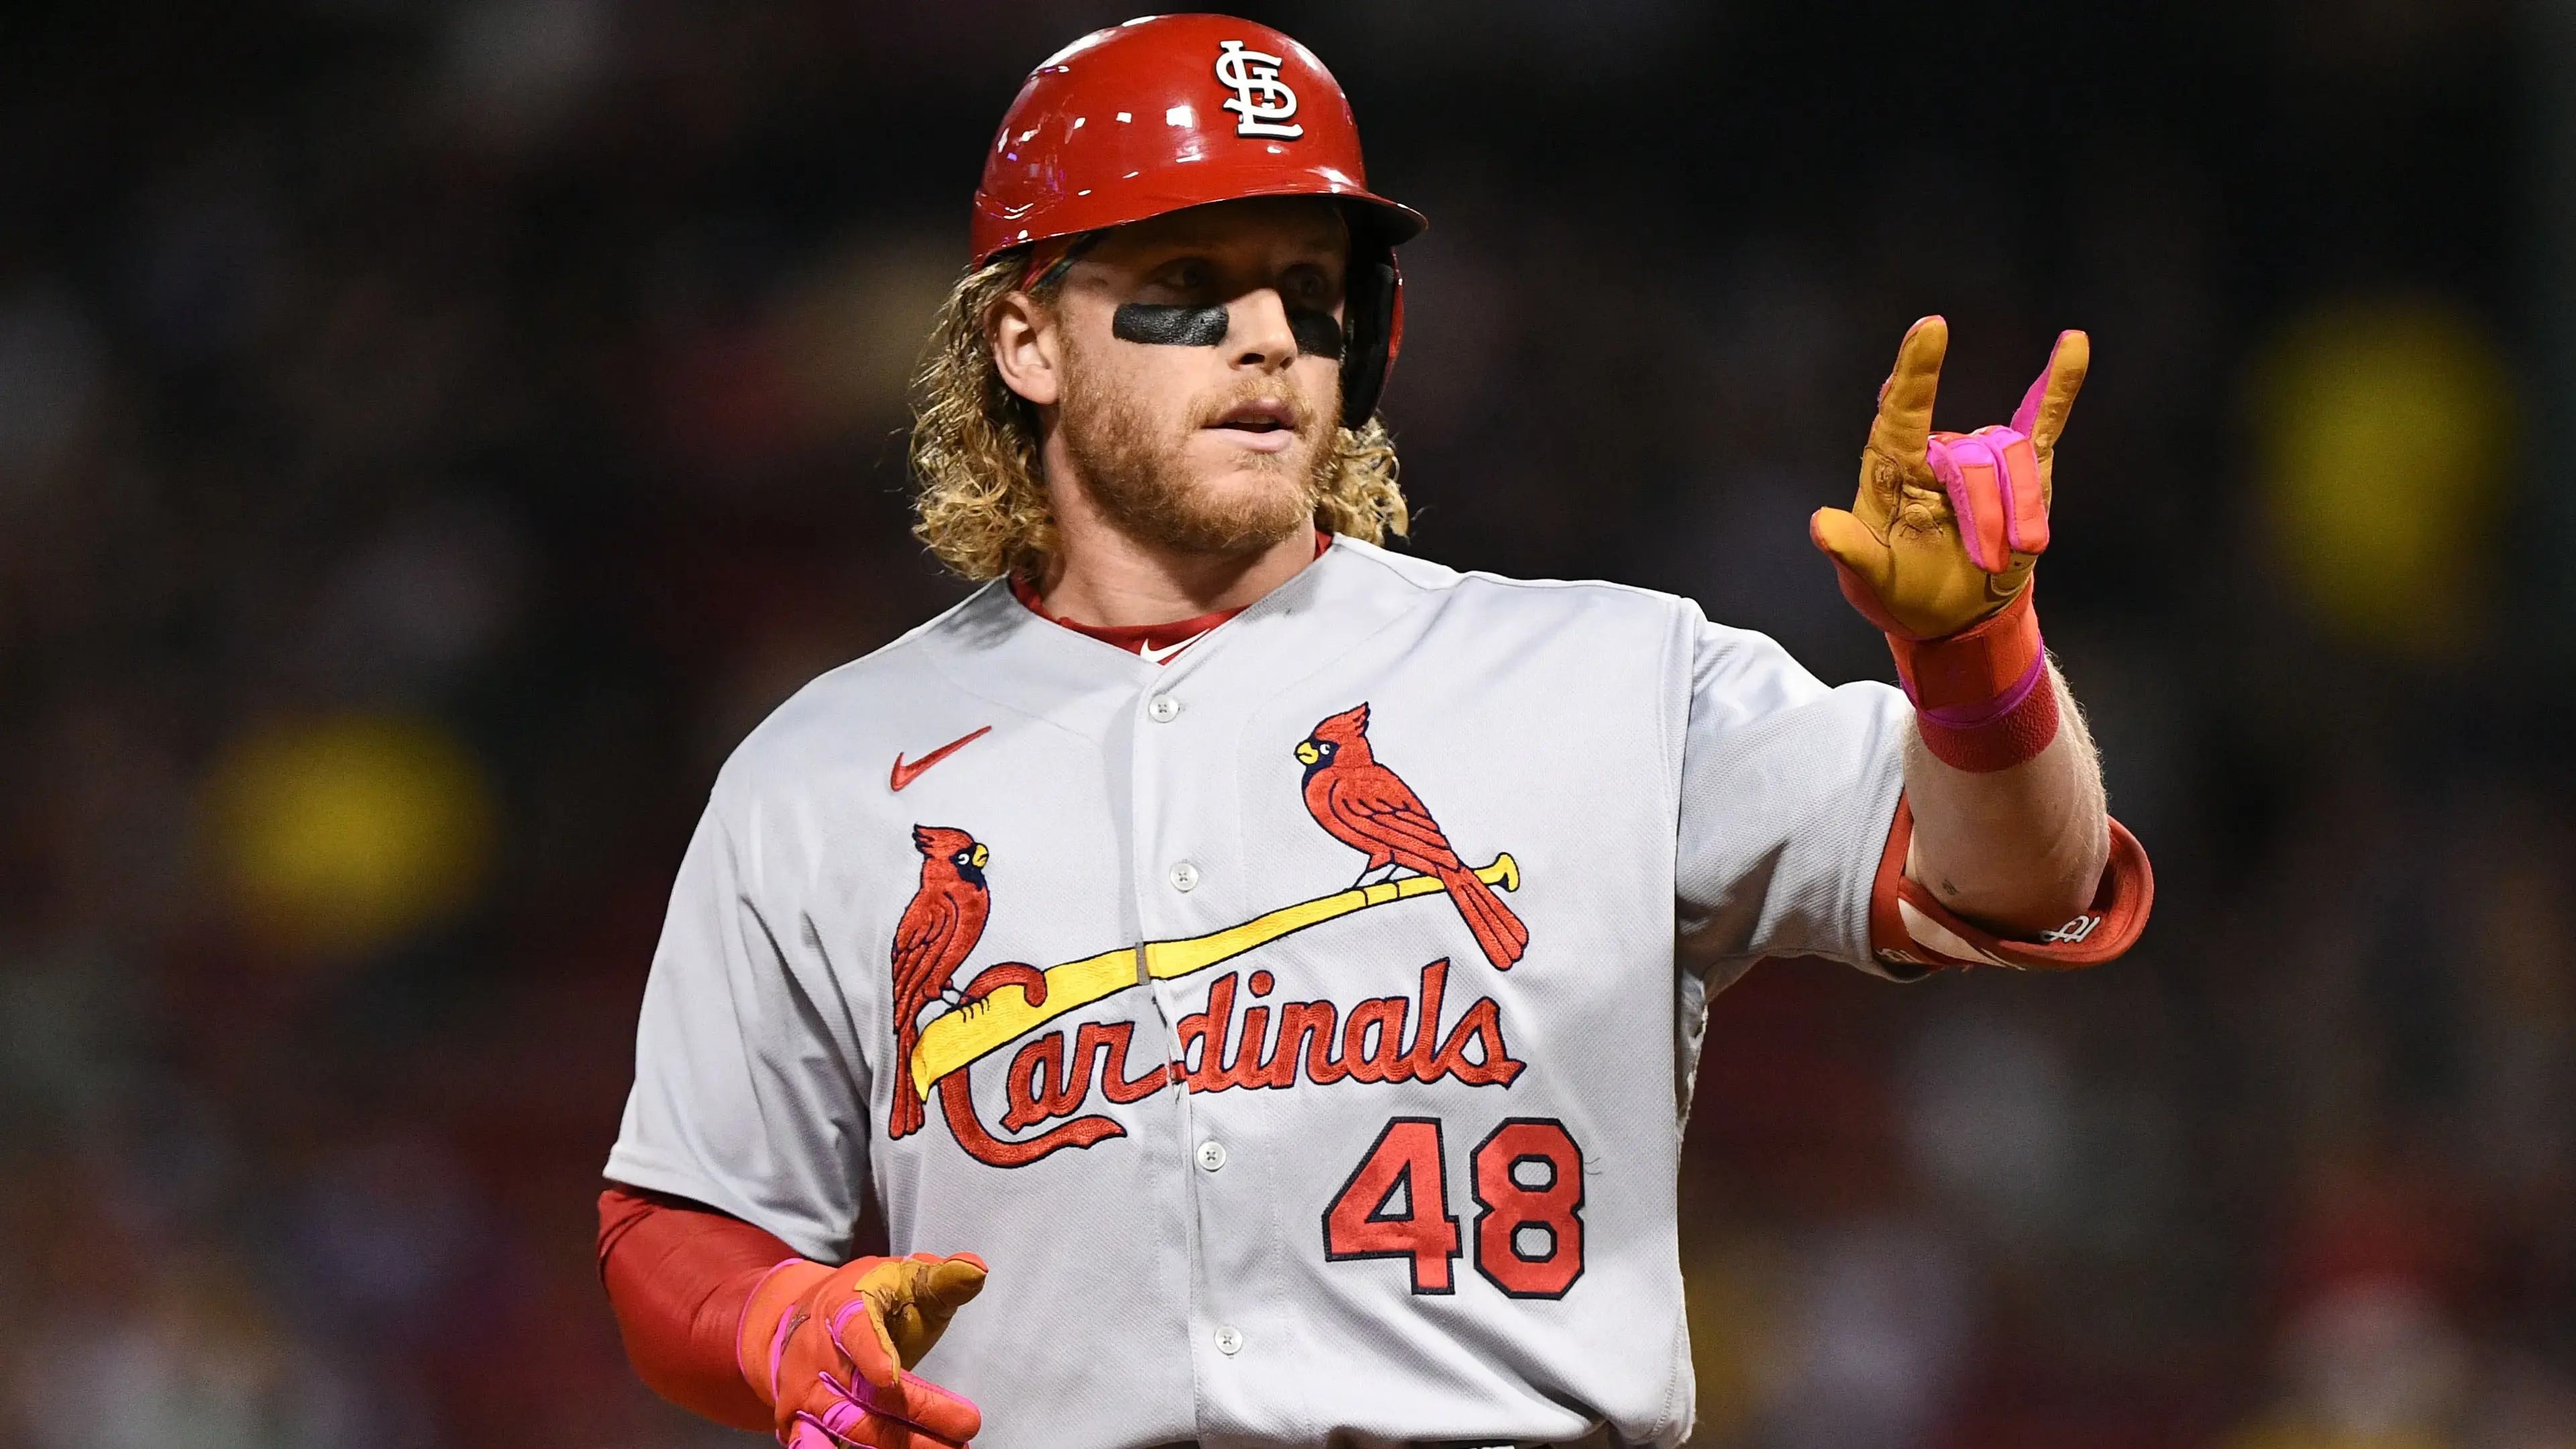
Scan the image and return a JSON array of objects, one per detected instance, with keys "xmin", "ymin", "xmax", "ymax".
[{"xmin": 971, "ymin": 15, "xmax": 1426, "ymax": 427}]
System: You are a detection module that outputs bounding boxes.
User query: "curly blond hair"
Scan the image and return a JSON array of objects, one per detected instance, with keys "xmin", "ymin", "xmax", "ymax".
[{"xmin": 908, "ymin": 249, "xmax": 1407, "ymax": 582}]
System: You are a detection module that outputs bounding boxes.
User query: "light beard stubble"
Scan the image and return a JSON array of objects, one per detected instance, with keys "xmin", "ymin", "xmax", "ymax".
[{"xmin": 1057, "ymin": 343, "xmax": 1340, "ymax": 556}]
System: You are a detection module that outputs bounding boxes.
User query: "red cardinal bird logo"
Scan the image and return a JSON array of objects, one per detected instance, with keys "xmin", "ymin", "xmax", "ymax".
[
  {"xmin": 888, "ymin": 825, "xmax": 991, "ymax": 1138},
  {"xmin": 1295, "ymin": 704, "xmax": 1528, "ymax": 971}
]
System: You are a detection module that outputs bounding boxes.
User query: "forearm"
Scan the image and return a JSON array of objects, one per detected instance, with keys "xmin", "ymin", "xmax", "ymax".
[
  {"xmin": 1902, "ymin": 661, "xmax": 2109, "ymax": 936},
  {"xmin": 596, "ymin": 1185, "xmax": 790, "ymax": 1431}
]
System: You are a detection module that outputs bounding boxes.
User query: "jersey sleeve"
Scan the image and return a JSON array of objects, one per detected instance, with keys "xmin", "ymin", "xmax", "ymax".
[
  {"xmin": 604, "ymin": 796, "xmax": 873, "ymax": 1265},
  {"xmin": 1862, "ymin": 794, "xmax": 2155, "ymax": 975},
  {"xmin": 1672, "ymin": 606, "xmax": 1917, "ymax": 979}
]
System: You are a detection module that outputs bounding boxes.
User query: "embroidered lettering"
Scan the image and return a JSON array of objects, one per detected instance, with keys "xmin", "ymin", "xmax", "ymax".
[{"xmin": 950, "ymin": 959, "xmax": 1525, "ymax": 1157}]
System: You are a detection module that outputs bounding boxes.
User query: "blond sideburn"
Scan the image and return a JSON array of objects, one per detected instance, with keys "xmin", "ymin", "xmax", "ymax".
[{"xmin": 908, "ymin": 250, "xmax": 1409, "ymax": 582}]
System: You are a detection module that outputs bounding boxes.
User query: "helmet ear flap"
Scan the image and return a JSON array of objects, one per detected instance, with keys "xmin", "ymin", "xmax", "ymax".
[{"xmin": 1340, "ymin": 242, "xmax": 1400, "ymax": 429}]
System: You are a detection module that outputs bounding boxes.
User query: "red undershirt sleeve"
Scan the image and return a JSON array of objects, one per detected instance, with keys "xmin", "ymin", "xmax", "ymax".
[{"xmin": 597, "ymin": 1183, "xmax": 797, "ymax": 1431}]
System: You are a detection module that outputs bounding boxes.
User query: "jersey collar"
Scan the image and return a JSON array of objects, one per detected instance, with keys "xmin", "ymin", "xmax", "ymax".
[{"xmin": 1006, "ymin": 529, "xmax": 1332, "ymax": 665}]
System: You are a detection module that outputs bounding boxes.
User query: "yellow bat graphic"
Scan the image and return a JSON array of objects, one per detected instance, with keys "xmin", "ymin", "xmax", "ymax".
[{"xmin": 910, "ymin": 854, "xmax": 1519, "ymax": 1097}]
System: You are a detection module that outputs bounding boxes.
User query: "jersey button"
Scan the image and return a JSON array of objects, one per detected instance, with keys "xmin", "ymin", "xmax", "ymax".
[
  {"xmin": 1195, "ymin": 1139, "xmax": 1227, "ymax": 1172},
  {"xmin": 1146, "ymin": 693, "xmax": 1181, "ymax": 722},
  {"xmin": 1168, "ymin": 861, "xmax": 1200, "ymax": 892},
  {"xmin": 1213, "ymin": 1325, "xmax": 1243, "ymax": 1356}
]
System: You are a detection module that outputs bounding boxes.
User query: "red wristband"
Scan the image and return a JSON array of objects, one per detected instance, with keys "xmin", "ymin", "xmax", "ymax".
[{"xmin": 1885, "ymin": 587, "xmax": 2059, "ymax": 773}]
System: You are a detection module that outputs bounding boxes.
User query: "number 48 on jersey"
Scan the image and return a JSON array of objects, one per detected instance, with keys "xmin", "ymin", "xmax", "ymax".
[{"xmin": 1323, "ymin": 1116, "xmax": 1586, "ymax": 1298}]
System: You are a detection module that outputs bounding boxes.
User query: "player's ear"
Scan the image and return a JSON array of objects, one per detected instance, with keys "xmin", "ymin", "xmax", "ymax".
[{"xmin": 989, "ymin": 290, "xmax": 1063, "ymax": 407}]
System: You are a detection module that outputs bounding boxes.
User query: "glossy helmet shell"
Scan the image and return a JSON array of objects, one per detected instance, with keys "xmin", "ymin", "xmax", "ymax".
[{"xmin": 971, "ymin": 14, "xmax": 1424, "ymax": 427}]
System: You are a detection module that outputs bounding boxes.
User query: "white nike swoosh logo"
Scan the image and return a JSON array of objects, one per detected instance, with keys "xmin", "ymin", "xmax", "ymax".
[{"xmin": 1137, "ymin": 638, "xmax": 1192, "ymax": 663}]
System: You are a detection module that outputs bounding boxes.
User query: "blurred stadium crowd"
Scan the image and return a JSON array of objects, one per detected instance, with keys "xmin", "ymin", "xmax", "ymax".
[{"xmin": 3, "ymin": 1, "xmax": 2572, "ymax": 1446}]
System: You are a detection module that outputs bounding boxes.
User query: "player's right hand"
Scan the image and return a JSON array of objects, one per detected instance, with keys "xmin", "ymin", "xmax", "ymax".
[{"xmin": 737, "ymin": 1251, "xmax": 988, "ymax": 1448}]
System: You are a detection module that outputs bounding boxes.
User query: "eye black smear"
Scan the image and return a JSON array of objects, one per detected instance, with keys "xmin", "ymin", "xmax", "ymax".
[
  {"xmin": 1114, "ymin": 303, "xmax": 1230, "ymax": 346},
  {"xmin": 1110, "ymin": 302, "xmax": 1348, "ymax": 360},
  {"xmin": 1287, "ymin": 309, "xmax": 1345, "ymax": 360}
]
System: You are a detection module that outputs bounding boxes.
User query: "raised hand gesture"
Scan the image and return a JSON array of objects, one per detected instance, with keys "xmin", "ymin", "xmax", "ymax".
[{"xmin": 1811, "ymin": 316, "xmax": 2088, "ymax": 640}]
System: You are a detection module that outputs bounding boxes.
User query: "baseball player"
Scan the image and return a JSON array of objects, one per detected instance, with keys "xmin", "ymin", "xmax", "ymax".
[{"xmin": 596, "ymin": 14, "xmax": 2153, "ymax": 1449}]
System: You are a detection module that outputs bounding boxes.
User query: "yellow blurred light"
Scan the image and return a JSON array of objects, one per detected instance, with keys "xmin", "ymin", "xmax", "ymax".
[
  {"xmin": 205, "ymin": 714, "xmax": 495, "ymax": 959},
  {"xmin": 1682, "ymin": 1234, "xmax": 1790, "ymax": 1443},
  {"xmin": 2255, "ymin": 299, "xmax": 2513, "ymax": 655}
]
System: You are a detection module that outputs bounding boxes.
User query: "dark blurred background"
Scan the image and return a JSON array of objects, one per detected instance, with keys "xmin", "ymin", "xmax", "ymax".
[{"xmin": 3, "ymin": 0, "xmax": 2571, "ymax": 1445}]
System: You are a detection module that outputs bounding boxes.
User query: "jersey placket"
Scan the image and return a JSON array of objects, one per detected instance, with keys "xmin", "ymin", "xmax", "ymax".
[{"xmin": 1122, "ymin": 640, "xmax": 1295, "ymax": 1447}]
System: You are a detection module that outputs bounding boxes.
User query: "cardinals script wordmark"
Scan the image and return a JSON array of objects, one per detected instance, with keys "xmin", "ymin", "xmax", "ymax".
[{"xmin": 948, "ymin": 960, "xmax": 1524, "ymax": 1168}]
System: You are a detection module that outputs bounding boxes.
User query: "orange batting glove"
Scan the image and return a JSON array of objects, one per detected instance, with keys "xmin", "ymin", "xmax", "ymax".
[
  {"xmin": 737, "ymin": 1252, "xmax": 988, "ymax": 1448},
  {"xmin": 1812, "ymin": 316, "xmax": 2088, "ymax": 640}
]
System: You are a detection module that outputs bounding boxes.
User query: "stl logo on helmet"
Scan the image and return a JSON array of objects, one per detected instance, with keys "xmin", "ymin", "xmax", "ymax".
[{"xmin": 1215, "ymin": 40, "xmax": 1303, "ymax": 138}]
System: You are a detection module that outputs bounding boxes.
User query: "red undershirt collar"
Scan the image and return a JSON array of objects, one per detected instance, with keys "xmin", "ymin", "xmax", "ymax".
[{"xmin": 1011, "ymin": 530, "xmax": 1330, "ymax": 663}]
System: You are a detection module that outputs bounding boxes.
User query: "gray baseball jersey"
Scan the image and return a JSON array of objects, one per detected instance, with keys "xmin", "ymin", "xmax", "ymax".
[{"xmin": 607, "ymin": 536, "xmax": 1924, "ymax": 1449}]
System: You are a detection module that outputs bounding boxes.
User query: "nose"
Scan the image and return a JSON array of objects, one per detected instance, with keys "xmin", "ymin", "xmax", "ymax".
[{"xmin": 1227, "ymin": 288, "xmax": 1299, "ymax": 372}]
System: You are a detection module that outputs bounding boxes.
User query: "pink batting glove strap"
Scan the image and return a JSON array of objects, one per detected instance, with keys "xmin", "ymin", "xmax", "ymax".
[
  {"xmin": 1925, "ymin": 432, "xmax": 2007, "ymax": 574},
  {"xmin": 1993, "ymin": 429, "xmax": 2047, "ymax": 555},
  {"xmin": 786, "ymin": 1369, "xmax": 981, "ymax": 1448},
  {"xmin": 817, "ymin": 1387, "xmax": 871, "ymax": 1440},
  {"xmin": 1925, "ymin": 425, "xmax": 2046, "ymax": 574}
]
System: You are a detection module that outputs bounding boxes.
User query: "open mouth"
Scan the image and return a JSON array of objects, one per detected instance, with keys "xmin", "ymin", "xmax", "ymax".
[
  {"xmin": 1205, "ymin": 399, "xmax": 1299, "ymax": 455},
  {"xmin": 1207, "ymin": 398, "xmax": 1299, "ymax": 441}
]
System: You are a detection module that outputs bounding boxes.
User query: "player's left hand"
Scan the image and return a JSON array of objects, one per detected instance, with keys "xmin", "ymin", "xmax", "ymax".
[
  {"xmin": 1811, "ymin": 317, "xmax": 2088, "ymax": 639},
  {"xmin": 738, "ymin": 1252, "xmax": 989, "ymax": 1448}
]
